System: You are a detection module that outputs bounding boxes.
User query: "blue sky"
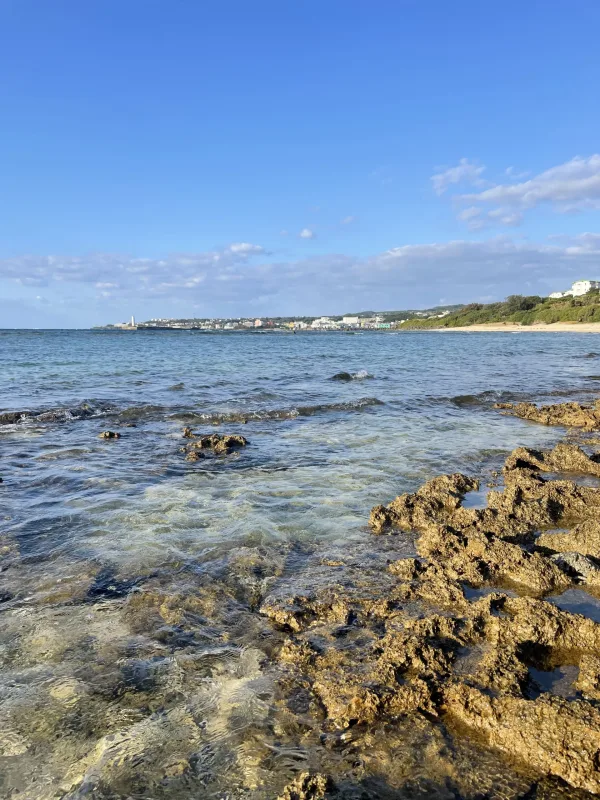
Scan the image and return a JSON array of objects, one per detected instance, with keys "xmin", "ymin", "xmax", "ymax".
[{"xmin": 2, "ymin": 0, "xmax": 600, "ymax": 327}]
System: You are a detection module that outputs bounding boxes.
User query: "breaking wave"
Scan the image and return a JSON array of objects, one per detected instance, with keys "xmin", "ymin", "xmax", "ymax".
[
  {"xmin": 172, "ymin": 397, "xmax": 384, "ymax": 424},
  {"xmin": 329, "ymin": 370, "xmax": 374, "ymax": 381},
  {"xmin": 0, "ymin": 402, "xmax": 116, "ymax": 427}
]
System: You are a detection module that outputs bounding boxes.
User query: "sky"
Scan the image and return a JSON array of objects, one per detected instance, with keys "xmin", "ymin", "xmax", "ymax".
[{"xmin": 1, "ymin": 0, "xmax": 600, "ymax": 327}]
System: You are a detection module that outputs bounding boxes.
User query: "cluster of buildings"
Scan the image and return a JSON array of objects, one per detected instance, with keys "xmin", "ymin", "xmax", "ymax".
[
  {"xmin": 549, "ymin": 280, "xmax": 600, "ymax": 299},
  {"xmin": 105, "ymin": 309, "xmax": 453, "ymax": 332},
  {"xmin": 309, "ymin": 315, "xmax": 392, "ymax": 330}
]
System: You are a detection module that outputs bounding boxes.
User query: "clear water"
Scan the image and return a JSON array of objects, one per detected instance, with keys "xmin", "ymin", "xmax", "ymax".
[{"xmin": 1, "ymin": 329, "xmax": 600, "ymax": 798}]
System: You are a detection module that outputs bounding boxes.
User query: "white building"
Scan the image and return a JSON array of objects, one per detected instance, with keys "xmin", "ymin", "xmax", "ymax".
[
  {"xmin": 572, "ymin": 280, "xmax": 600, "ymax": 296},
  {"xmin": 254, "ymin": 319, "xmax": 263, "ymax": 327},
  {"xmin": 342, "ymin": 316, "xmax": 360, "ymax": 325},
  {"xmin": 311, "ymin": 316, "xmax": 338, "ymax": 329},
  {"xmin": 550, "ymin": 280, "xmax": 600, "ymax": 299}
]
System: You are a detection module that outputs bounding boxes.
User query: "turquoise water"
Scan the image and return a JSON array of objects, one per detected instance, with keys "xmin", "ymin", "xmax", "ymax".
[{"xmin": 1, "ymin": 329, "xmax": 599, "ymax": 797}]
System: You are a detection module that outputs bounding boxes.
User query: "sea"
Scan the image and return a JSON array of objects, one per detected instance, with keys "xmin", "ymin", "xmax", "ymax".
[{"xmin": 1, "ymin": 328, "xmax": 600, "ymax": 798}]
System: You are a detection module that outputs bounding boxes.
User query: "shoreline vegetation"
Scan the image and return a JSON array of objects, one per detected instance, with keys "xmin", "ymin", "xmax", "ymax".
[
  {"xmin": 96, "ymin": 292, "xmax": 600, "ymax": 334},
  {"xmin": 403, "ymin": 291, "xmax": 600, "ymax": 331}
]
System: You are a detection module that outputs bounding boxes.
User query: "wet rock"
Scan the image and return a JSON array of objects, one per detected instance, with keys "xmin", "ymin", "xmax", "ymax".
[
  {"xmin": 330, "ymin": 372, "xmax": 353, "ymax": 382},
  {"xmin": 277, "ymin": 772, "xmax": 331, "ymax": 800},
  {"xmin": 550, "ymin": 552, "xmax": 600, "ymax": 582},
  {"xmin": 496, "ymin": 400, "xmax": 600, "ymax": 430},
  {"xmin": 185, "ymin": 449, "xmax": 205, "ymax": 462},
  {"xmin": 417, "ymin": 524, "xmax": 570, "ymax": 594},
  {"xmin": 369, "ymin": 473, "xmax": 479, "ymax": 533},
  {"xmin": 259, "ymin": 445, "xmax": 600, "ymax": 795},
  {"xmin": 182, "ymin": 431, "xmax": 248, "ymax": 460},
  {"xmin": 168, "ymin": 382, "xmax": 185, "ymax": 391},
  {"xmin": 98, "ymin": 430, "xmax": 120, "ymax": 439},
  {"xmin": 0, "ymin": 410, "xmax": 32, "ymax": 425},
  {"xmin": 538, "ymin": 519, "xmax": 600, "ymax": 561},
  {"xmin": 504, "ymin": 443, "xmax": 600, "ymax": 476},
  {"xmin": 442, "ymin": 684, "xmax": 600, "ymax": 794}
]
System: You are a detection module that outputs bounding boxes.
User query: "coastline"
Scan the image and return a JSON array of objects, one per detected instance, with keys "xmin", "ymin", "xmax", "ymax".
[
  {"xmin": 6, "ymin": 332, "xmax": 600, "ymax": 798},
  {"xmin": 425, "ymin": 321, "xmax": 600, "ymax": 333}
]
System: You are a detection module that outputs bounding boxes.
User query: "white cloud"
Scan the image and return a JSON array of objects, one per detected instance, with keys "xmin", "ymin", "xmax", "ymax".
[
  {"xmin": 3, "ymin": 234, "xmax": 600, "ymax": 316},
  {"xmin": 462, "ymin": 155, "xmax": 600, "ymax": 213},
  {"xmin": 228, "ymin": 242, "xmax": 265, "ymax": 254},
  {"xmin": 487, "ymin": 209, "xmax": 523, "ymax": 227},
  {"xmin": 341, "ymin": 215, "xmax": 356, "ymax": 225},
  {"xmin": 431, "ymin": 158, "xmax": 486, "ymax": 195},
  {"xmin": 280, "ymin": 229, "xmax": 289, "ymax": 236},
  {"xmin": 505, "ymin": 166, "xmax": 530, "ymax": 180},
  {"xmin": 299, "ymin": 228, "xmax": 316, "ymax": 239},
  {"xmin": 456, "ymin": 207, "xmax": 485, "ymax": 231}
]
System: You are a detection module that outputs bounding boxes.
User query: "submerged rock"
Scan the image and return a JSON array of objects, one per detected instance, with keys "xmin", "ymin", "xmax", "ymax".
[
  {"xmin": 98, "ymin": 431, "xmax": 120, "ymax": 439},
  {"xmin": 277, "ymin": 772, "xmax": 331, "ymax": 800}
]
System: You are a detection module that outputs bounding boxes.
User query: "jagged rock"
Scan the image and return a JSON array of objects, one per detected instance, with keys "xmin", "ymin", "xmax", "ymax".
[
  {"xmin": 182, "ymin": 431, "xmax": 248, "ymax": 460},
  {"xmin": 496, "ymin": 400, "xmax": 600, "ymax": 430},
  {"xmin": 550, "ymin": 552, "xmax": 600, "ymax": 582},
  {"xmin": 538, "ymin": 519, "xmax": 600, "ymax": 560},
  {"xmin": 370, "ymin": 473, "xmax": 479, "ymax": 533},
  {"xmin": 442, "ymin": 684, "xmax": 600, "ymax": 794},
  {"xmin": 277, "ymin": 772, "xmax": 331, "ymax": 800},
  {"xmin": 504, "ymin": 443, "xmax": 600, "ymax": 476},
  {"xmin": 185, "ymin": 450, "xmax": 205, "ymax": 462}
]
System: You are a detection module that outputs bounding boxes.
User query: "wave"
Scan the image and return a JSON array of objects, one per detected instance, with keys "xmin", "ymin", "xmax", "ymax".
[
  {"xmin": 426, "ymin": 385, "xmax": 600, "ymax": 410},
  {"xmin": 330, "ymin": 370, "xmax": 374, "ymax": 382},
  {"xmin": 576, "ymin": 353, "xmax": 600, "ymax": 359},
  {"xmin": 171, "ymin": 397, "xmax": 384, "ymax": 424},
  {"xmin": 0, "ymin": 402, "xmax": 115, "ymax": 427}
]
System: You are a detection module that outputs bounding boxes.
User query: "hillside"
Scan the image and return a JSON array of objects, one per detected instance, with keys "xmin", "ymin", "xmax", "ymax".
[{"xmin": 402, "ymin": 292, "xmax": 600, "ymax": 329}]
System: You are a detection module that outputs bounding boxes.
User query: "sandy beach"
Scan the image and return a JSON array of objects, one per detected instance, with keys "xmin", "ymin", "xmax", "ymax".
[{"xmin": 432, "ymin": 322, "xmax": 600, "ymax": 333}]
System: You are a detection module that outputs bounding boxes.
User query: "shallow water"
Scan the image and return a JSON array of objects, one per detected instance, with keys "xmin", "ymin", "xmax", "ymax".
[{"xmin": 2, "ymin": 329, "xmax": 600, "ymax": 797}]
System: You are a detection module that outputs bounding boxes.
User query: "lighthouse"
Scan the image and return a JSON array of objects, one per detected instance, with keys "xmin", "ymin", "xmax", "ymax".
[{"xmin": 130, "ymin": 315, "xmax": 136, "ymax": 327}]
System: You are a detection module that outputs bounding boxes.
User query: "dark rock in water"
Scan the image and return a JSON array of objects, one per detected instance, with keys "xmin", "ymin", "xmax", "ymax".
[
  {"xmin": 330, "ymin": 372, "xmax": 353, "ymax": 381},
  {"xmin": 182, "ymin": 431, "xmax": 248, "ymax": 460},
  {"xmin": 86, "ymin": 567, "xmax": 145, "ymax": 601},
  {"xmin": 185, "ymin": 450, "xmax": 205, "ymax": 462},
  {"xmin": 0, "ymin": 410, "xmax": 32, "ymax": 425},
  {"xmin": 168, "ymin": 382, "xmax": 185, "ymax": 391},
  {"xmin": 98, "ymin": 431, "xmax": 120, "ymax": 439}
]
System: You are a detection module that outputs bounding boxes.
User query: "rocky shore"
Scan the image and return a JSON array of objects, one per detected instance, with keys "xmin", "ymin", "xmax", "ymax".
[
  {"xmin": 6, "ymin": 396, "xmax": 600, "ymax": 797},
  {"xmin": 263, "ymin": 403, "xmax": 600, "ymax": 798}
]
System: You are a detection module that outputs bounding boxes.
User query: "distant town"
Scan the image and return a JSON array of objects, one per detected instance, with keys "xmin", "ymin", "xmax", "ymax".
[
  {"xmin": 98, "ymin": 305, "xmax": 463, "ymax": 332},
  {"xmin": 98, "ymin": 282, "xmax": 600, "ymax": 332}
]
